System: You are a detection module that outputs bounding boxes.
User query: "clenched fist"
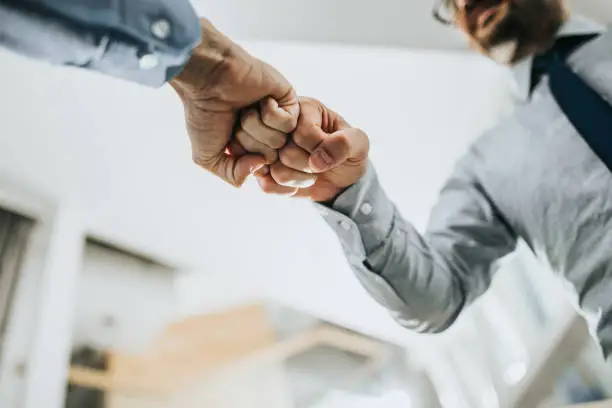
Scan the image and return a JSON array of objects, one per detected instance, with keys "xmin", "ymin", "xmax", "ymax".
[
  {"xmin": 237, "ymin": 97, "xmax": 369, "ymax": 202},
  {"xmin": 171, "ymin": 19, "xmax": 299, "ymax": 187}
]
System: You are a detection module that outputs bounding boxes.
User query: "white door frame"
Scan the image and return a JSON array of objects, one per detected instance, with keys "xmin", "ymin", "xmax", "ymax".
[{"xmin": 0, "ymin": 174, "xmax": 86, "ymax": 408}]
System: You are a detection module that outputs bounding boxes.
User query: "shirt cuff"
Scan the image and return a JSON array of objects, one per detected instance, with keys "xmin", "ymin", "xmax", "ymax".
[{"xmin": 314, "ymin": 162, "xmax": 395, "ymax": 257}]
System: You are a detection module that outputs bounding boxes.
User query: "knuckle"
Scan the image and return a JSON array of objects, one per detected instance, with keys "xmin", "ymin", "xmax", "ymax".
[
  {"xmin": 279, "ymin": 145, "xmax": 299, "ymax": 166},
  {"xmin": 337, "ymin": 134, "xmax": 352, "ymax": 154},
  {"xmin": 192, "ymin": 154, "xmax": 210, "ymax": 169},
  {"xmin": 260, "ymin": 107, "xmax": 280, "ymax": 128},
  {"xmin": 288, "ymin": 118, "xmax": 299, "ymax": 134},
  {"xmin": 240, "ymin": 109, "xmax": 259, "ymax": 131},
  {"xmin": 236, "ymin": 132, "xmax": 258, "ymax": 152},
  {"xmin": 268, "ymin": 133, "xmax": 288, "ymax": 149},
  {"xmin": 335, "ymin": 131, "xmax": 350, "ymax": 146},
  {"xmin": 292, "ymin": 128, "xmax": 307, "ymax": 147},
  {"xmin": 263, "ymin": 111, "xmax": 298, "ymax": 134},
  {"xmin": 292, "ymin": 123, "xmax": 319, "ymax": 149},
  {"xmin": 264, "ymin": 149, "xmax": 279, "ymax": 164}
]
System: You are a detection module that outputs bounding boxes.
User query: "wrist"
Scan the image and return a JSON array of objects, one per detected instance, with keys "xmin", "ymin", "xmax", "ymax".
[
  {"xmin": 314, "ymin": 186, "xmax": 351, "ymax": 206},
  {"xmin": 171, "ymin": 18, "xmax": 234, "ymax": 95}
]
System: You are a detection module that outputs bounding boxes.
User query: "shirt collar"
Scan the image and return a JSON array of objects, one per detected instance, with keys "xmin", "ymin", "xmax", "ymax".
[{"xmin": 509, "ymin": 15, "xmax": 606, "ymax": 102}]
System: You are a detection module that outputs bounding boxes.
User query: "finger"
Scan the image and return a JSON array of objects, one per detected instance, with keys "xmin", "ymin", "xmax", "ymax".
[
  {"xmin": 235, "ymin": 128, "xmax": 278, "ymax": 164},
  {"xmin": 260, "ymin": 97, "xmax": 299, "ymax": 133},
  {"xmin": 253, "ymin": 164, "xmax": 270, "ymax": 178},
  {"xmin": 279, "ymin": 142, "xmax": 312, "ymax": 173},
  {"xmin": 256, "ymin": 175, "xmax": 299, "ymax": 196},
  {"xmin": 229, "ymin": 136, "xmax": 271, "ymax": 175},
  {"xmin": 203, "ymin": 153, "xmax": 266, "ymax": 187},
  {"xmin": 227, "ymin": 140, "xmax": 247, "ymax": 157},
  {"xmin": 309, "ymin": 128, "xmax": 369, "ymax": 173},
  {"xmin": 292, "ymin": 120, "xmax": 328, "ymax": 154},
  {"xmin": 241, "ymin": 108, "xmax": 287, "ymax": 149},
  {"xmin": 269, "ymin": 162, "xmax": 317, "ymax": 189},
  {"xmin": 258, "ymin": 60, "xmax": 300, "ymax": 129}
]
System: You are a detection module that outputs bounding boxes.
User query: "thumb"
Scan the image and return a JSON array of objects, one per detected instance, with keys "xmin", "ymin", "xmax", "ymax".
[
  {"xmin": 309, "ymin": 128, "xmax": 369, "ymax": 173},
  {"xmin": 217, "ymin": 154, "xmax": 267, "ymax": 187}
]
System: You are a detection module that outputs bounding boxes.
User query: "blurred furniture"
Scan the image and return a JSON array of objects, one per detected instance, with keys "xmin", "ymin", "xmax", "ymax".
[
  {"xmin": 65, "ymin": 347, "xmax": 107, "ymax": 408},
  {"xmin": 412, "ymin": 244, "xmax": 598, "ymax": 408},
  {"xmin": 566, "ymin": 401, "xmax": 612, "ymax": 408},
  {"xmin": 68, "ymin": 303, "xmax": 389, "ymax": 408},
  {"xmin": 69, "ymin": 304, "xmax": 277, "ymax": 394}
]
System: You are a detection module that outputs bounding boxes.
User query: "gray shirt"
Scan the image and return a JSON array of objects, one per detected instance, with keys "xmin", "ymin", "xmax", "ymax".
[
  {"xmin": 0, "ymin": 0, "xmax": 201, "ymax": 86},
  {"xmin": 318, "ymin": 16, "xmax": 612, "ymax": 357}
]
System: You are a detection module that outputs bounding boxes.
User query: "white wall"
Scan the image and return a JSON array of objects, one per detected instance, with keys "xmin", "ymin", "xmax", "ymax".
[
  {"xmin": 191, "ymin": 0, "xmax": 465, "ymax": 50},
  {"xmin": 0, "ymin": 41, "xmax": 514, "ymax": 347},
  {"xmin": 72, "ymin": 242, "xmax": 177, "ymax": 353},
  {"xmin": 189, "ymin": 0, "xmax": 612, "ymax": 50}
]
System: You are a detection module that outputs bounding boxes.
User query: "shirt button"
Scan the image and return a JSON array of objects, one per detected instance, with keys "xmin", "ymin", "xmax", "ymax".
[
  {"xmin": 318, "ymin": 207, "xmax": 329, "ymax": 217},
  {"xmin": 138, "ymin": 53, "xmax": 159, "ymax": 70},
  {"xmin": 151, "ymin": 18, "xmax": 172, "ymax": 40},
  {"xmin": 360, "ymin": 202, "xmax": 373, "ymax": 216},
  {"xmin": 339, "ymin": 220, "xmax": 352, "ymax": 231}
]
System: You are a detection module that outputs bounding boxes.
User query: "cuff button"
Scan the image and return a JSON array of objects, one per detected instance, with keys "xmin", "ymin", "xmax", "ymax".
[
  {"xmin": 360, "ymin": 202, "xmax": 373, "ymax": 216},
  {"xmin": 151, "ymin": 18, "xmax": 172, "ymax": 40},
  {"xmin": 138, "ymin": 53, "xmax": 159, "ymax": 70},
  {"xmin": 339, "ymin": 220, "xmax": 352, "ymax": 231}
]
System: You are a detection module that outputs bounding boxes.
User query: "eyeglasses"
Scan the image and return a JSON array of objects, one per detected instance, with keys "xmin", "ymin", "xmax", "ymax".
[{"xmin": 432, "ymin": 0, "xmax": 456, "ymax": 25}]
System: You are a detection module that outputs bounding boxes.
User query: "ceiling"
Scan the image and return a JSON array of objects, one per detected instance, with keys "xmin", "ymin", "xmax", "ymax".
[{"xmin": 193, "ymin": 0, "xmax": 612, "ymax": 50}]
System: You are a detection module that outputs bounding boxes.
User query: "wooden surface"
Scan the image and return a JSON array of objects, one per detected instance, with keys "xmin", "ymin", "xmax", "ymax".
[
  {"xmin": 70, "ymin": 304, "xmax": 276, "ymax": 393},
  {"xmin": 68, "ymin": 304, "xmax": 387, "ymax": 408},
  {"xmin": 566, "ymin": 401, "xmax": 612, "ymax": 408}
]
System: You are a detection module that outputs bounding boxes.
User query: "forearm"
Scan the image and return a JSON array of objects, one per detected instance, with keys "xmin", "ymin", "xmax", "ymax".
[
  {"xmin": 316, "ymin": 163, "xmax": 467, "ymax": 333},
  {"xmin": 316, "ymin": 160, "xmax": 518, "ymax": 333}
]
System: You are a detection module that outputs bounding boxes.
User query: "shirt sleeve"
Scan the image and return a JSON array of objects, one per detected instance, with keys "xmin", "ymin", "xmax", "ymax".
[
  {"xmin": 315, "ymin": 160, "xmax": 518, "ymax": 333},
  {"xmin": 0, "ymin": 0, "xmax": 201, "ymax": 87}
]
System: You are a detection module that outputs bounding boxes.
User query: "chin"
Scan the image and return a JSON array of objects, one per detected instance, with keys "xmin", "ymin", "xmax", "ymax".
[
  {"xmin": 486, "ymin": 39, "xmax": 546, "ymax": 66},
  {"xmin": 487, "ymin": 41, "xmax": 518, "ymax": 65}
]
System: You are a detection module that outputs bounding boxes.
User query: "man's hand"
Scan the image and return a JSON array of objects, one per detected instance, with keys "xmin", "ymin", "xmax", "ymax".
[
  {"xmin": 171, "ymin": 19, "xmax": 299, "ymax": 186},
  {"xmin": 239, "ymin": 97, "xmax": 369, "ymax": 202}
]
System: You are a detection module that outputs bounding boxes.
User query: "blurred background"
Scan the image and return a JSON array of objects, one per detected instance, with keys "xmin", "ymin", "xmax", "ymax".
[{"xmin": 0, "ymin": 0, "xmax": 612, "ymax": 407}]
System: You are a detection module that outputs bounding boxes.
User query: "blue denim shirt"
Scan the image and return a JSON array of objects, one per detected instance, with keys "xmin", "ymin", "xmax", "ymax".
[{"xmin": 0, "ymin": 0, "xmax": 201, "ymax": 86}]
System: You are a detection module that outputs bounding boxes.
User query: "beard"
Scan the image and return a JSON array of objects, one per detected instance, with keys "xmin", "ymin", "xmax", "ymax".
[{"xmin": 461, "ymin": 0, "xmax": 566, "ymax": 64}]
